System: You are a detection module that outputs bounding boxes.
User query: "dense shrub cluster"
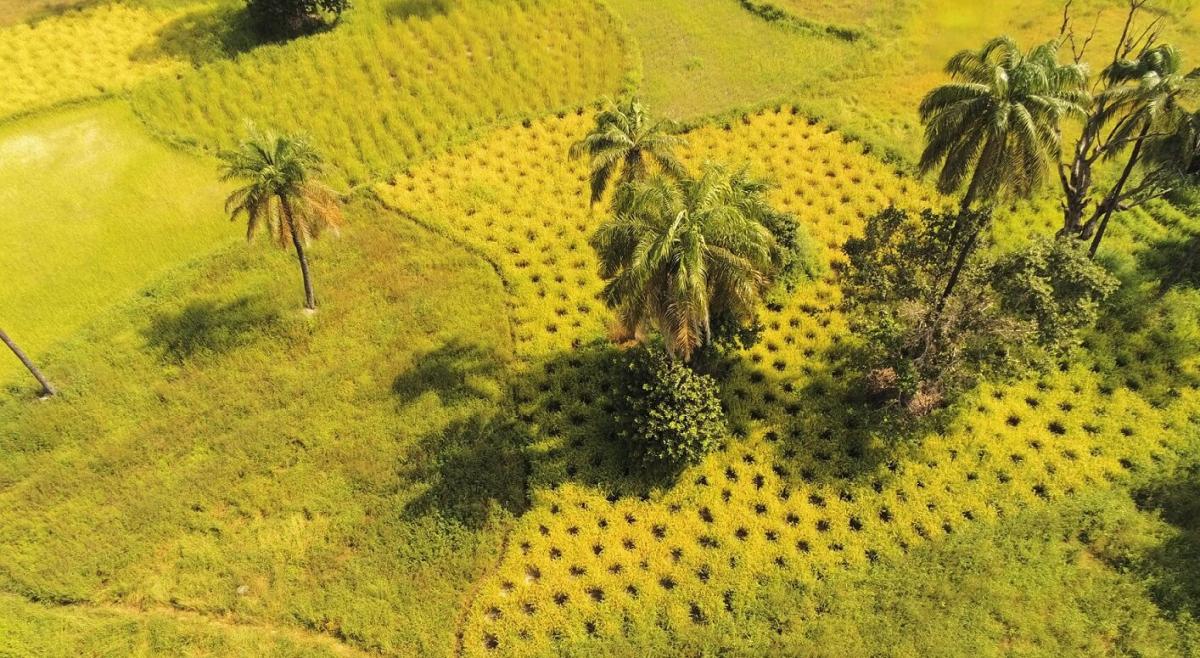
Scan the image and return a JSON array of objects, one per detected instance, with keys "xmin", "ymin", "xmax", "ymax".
[
  {"xmin": 843, "ymin": 206, "xmax": 1117, "ymax": 413},
  {"xmin": 617, "ymin": 346, "xmax": 726, "ymax": 467},
  {"xmin": 246, "ymin": 0, "xmax": 350, "ymax": 38}
]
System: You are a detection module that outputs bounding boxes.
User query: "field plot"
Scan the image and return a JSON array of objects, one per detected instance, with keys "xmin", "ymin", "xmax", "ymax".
[
  {"xmin": 608, "ymin": 0, "xmax": 1200, "ymax": 161},
  {"xmin": 0, "ymin": 202, "xmax": 521, "ymax": 656},
  {"xmin": 0, "ymin": 1, "xmax": 196, "ymax": 120},
  {"xmin": 132, "ymin": 0, "xmax": 631, "ymax": 188},
  {"xmin": 0, "ymin": 101, "xmax": 231, "ymax": 384},
  {"xmin": 378, "ymin": 108, "xmax": 1200, "ymax": 655}
]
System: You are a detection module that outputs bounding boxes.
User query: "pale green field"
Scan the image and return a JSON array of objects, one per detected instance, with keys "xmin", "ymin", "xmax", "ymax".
[{"xmin": 0, "ymin": 102, "xmax": 231, "ymax": 382}]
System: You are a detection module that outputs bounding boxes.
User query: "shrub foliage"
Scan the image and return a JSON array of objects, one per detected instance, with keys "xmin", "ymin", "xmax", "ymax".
[
  {"xmin": 843, "ymin": 206, "xmax": 1117, "ymax": 412},
  {"xmin": 246, "ymin": 0, "xmax": 350, "ymax": 37},
  {"xmin": 616, "ymin": 345, "xmax": 726, "ymax": 467}
]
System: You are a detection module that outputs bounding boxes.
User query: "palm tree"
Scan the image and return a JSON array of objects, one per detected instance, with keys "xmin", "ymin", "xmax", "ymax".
[
  {"xmin": 570, "ymin": 97, "xmax": 687, "ymax": 206},
  {"xmin": 1083, "ymin": 45, "xmax": 1197, "ymax": 256},
  {"xmin": 919, "ymin": 36, "xmax": 1088, "ymax": 211},
  {"xmin": 919, "ymin": 37, "xmax": 1086, "ymax": 311},
  {"xmin": 591, "ymin": 163, "xmax": 782, "ymax": 362},
  {"xmin": 1, "ymin": 328, "xmax": 54, "ymax": 398},
  {"xmin": 219, "ymin": 130, "xmax": 342, "ymax": 311}
]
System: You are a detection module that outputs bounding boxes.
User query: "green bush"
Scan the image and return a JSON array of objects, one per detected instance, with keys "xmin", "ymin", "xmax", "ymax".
[
  {"xmin": 990, "ymin": 237, "xmax": 1119, "ymax": 348},
  {"xmin": 617, "ymin": 346, "xmax": 726, "ymax": 467},
  {"xmin": 245, "ymin": 0, "xmax": 349, "ymax": 38}
]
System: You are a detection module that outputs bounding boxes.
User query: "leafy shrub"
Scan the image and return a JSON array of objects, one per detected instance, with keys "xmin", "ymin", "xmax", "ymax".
[
  {"xmin": 617, "ymin": 346, "xmax": 726, "ymax": 467},
  {"xmin": 843, "ymin": 206, "xmax": 1118, "ymax": 413},
  {"xmin": 991, "ymin": 237, "xmax": 1119, "ymax": 347},
  {"xmin": 245, "ymin": 0, "xmax": 349, "ymax": 38},
  {"xmin": 761, "ymin": 205, "xmax": 823, "ymax": 304}
]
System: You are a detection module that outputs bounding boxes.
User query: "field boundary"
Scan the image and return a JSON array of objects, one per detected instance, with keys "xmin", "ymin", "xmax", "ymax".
[
  {"xmin": 367, "ymin": 193, "xmax": 533, "ymax": 657},
  {"xmin": 734, "ymin": 0, "xmax": 867, "ymax": 42},
  {"xmin": 0, "ymin": 591, "xmax": 376, "ymax": 657}
]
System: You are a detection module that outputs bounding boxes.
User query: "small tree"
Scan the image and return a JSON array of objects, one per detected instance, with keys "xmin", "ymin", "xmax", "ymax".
[
  {"xmin": 219, "ymin": 130, "xmax": 343, "ymax": 311},
  {"xmin": 570, "ymin": 97, "xmax": 686, "ymax": 206},
  {"xmin": 616, "ymin": 345, "xmax": 726, "ymax": 467},
  {"xmin": 843, "ymin": 207, "xmax": 1116, "ymax": 414},
  {"xmin": 919, "ymin": 36, "xmax": 1085, "ymax": 312},
  {"xmin": 990, "ymin": 238, "xmax": 1119, "ymax": 347},
  {"xmin": 0, "ymin": 328, "xmax": 54, "ymax": 398},
  {"xmin": 1056, "ymin": 1, "xmax": 1199, "ymax": 255},
  {"xmin": 592, "ymin": 163, "xmax": 813, "ymax": 361},
  {"xmin": 246, "ymin": 0, "xmax": 349, "ymax": 38}
]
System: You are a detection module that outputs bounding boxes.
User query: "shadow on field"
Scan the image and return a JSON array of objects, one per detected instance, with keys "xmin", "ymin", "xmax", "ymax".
[
  {"xmin": 1138, "ymin": 230, "xmax": 1200, "ymax": 296},
  {"xmin": 401, "ymin": 414, "xmax": 531, "ymax": 528},
  {"xmin": 506, "ymin": 336, "xmax": 928, "ymax": 499},
  {"xmin": 132, "ymin": 4, "xmax": 259, "ymax": 66},
  {"xmin": 392, "ymin": 340, "xmax": 506, "ymax": 406},
  {"xmin": 1134, "ymin": 461, "xmax": 1200, "ymax": 621},
  {"xmin": 394, "ymin": 341, "xmax": 530, "ymax": 528},
  {"xmin": 143, "ymin": 296, "xmax": 280, "ymax": 363},
  {"xmin": 385, "ymin": 0, "xmax": 454, "ymax": 22}
]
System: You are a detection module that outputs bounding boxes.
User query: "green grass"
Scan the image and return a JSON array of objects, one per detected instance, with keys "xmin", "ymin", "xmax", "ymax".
[
  {"xmin": 610, "ymin": 0, "xmax": 1200, "ymax": 161},
  {"xmin": 132, "ymin": 0, "xmax": 632, "ymax": 189},
  {"xmin": 0, "ymin": 199, "xmax": 524, "ymax": 655},
  {"xmin": 0, "ymin": 592, "xmax": 348, "ymax": 657},
  {"xmin": 604, "ymin": 0, "xmax": 860, "ymax": 122},
  {"xmin": 0, "ymin": 101, "xmax": 232, "ymax": 383}
]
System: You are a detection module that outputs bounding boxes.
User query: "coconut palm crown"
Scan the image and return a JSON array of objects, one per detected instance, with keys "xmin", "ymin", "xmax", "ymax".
[
  {"xmin": 919, "ymin": 36, "xmax": 1088, "ymax": 209},
  {"xmin": 570, "ymin": 97, "xmax": 687, "ymax": 205},
  {"xmin": 591, "ymin": 163, "xmax": 783, "ymax": 361},
  {"xmin": 219, "ymin": 130, "xmax": 342, "ymax": 310}
]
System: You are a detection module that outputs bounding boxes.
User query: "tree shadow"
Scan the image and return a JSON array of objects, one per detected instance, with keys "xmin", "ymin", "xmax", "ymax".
[
  {"xmin": 716, "ymin": 337, "xmax": 934, "ymax": 491},
  {"xmin": 516, "ymin": 341, "xmax": 657, "ymax": 496},
  {"xmin": 130, "ymin": 4, "xmax": 259, "ymax": 66},
  {"xmin": 1082, "ymin": 258, "xmax": 1200, "ymax": 406},
  {"xmin": 1132, "ymin": 461, "xmax": 1200, "ymax": 621},
  {"xmin": 391, "ymin": 340, "xmax": 507, "ymax": 406},
  {"xmin": 513, "ymin": 333, "xmax": 925, "ymax": 501},
  {"xmin": 385, "ymin": 0, "xmax": 454, "ymax": 22},
  {"xmin": 1137, "ymin": 230, "xmax": 1200, "ymax": 296},
  {"xmin": 143, "ymin": 296, "xmax": 281, "ymax": 364},
  {"xmin": 400, "ymin": 413, "xmax": 531, "ymax": 528},
  {"xmin": 394, "ymin": 341, "xmax": 529, "ymax": 528}
]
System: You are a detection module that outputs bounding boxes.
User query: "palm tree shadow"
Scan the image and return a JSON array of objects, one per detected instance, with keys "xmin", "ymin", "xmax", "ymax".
[
  {"xmin": 394, "ymin": 341, "xmax": 530, "ymax": 528},
  {"xmin": 391, "ymin": 340, "xmax": 507, "ymax": 406},
  {"xmin": 130, "ymin": 5, "xmax": 259, "ymax": 66},
  {"xmin": 143, "ymin": 296, "xmax": 281, "ymax": 364},
  {"xmin": 1132, "ymin": 461, "xmax": 1200, "ymax": 621},
  {"xmin": 517, "ymin": 342, "xmax": 672, "ymax": 498},
  {"xmin": 400, "ymin": 414, "xmax": 531, "ymax": 528}
]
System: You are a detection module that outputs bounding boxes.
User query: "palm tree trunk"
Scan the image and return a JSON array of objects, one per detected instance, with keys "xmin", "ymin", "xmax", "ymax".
[
  {"xmin": 1088, "ymin": 124, "xmax": 1150, "ymax": 258},
  {"xmin": 280, "ymin": 197, "xmax": 316, "ymax": 310},
  {"xmin": 0, "ymin": 328, "xmax": 54, "ymax": 397},
  {"xmin": 935, "ymin": 223, "xmax": 981, "ymax": 315}
]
